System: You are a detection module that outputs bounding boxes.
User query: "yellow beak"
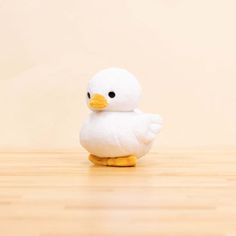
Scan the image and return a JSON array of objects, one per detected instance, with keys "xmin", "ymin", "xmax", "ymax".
[{"xmin": 89, "ymin": 94, "xmax": 108, "ymax": 110}]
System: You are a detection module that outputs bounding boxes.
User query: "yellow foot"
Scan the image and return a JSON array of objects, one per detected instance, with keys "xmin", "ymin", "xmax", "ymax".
[{"xmin": 88, "ymin": 154, "xmax": 137, "ymax": 167}]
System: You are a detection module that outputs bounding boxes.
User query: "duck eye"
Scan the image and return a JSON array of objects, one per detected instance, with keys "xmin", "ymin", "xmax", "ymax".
[
  {"xmin": 87, "ymin": 92, "xmax": 91, "ymax": 99},
  {"xmin": 108, "ymin": 91, "xmax": 116, "ymax": 98}
]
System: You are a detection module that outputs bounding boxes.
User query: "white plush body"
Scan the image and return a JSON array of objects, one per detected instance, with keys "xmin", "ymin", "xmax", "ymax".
[
  {"xmin": 79, "ymin": 67, "xmax": 162, "ymax": 159},
  {"xmin": 80, "ymin": 110, "xmax": 162, "ymax": 158}
]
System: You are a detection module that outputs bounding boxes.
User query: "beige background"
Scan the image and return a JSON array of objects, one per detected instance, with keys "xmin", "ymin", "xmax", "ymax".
[{"xmin": 0, "ymin": 0, "xmax": 235, "ymax": 150}]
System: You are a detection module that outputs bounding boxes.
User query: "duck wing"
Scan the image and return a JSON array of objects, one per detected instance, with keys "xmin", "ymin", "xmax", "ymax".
[{"xmin": 133, "ymin": 113, "xmax": 163, "ymax": 144}]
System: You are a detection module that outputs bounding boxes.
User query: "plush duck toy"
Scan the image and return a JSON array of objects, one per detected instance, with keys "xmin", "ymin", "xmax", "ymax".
[{"xmin": 80, "ymin": 68, "xmax": 162, "ymax": 167}]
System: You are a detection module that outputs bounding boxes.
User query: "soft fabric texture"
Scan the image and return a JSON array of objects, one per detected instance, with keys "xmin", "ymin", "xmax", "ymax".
[
  {"xmin": 87, "ymin": 68, "xmax": 142, "ymax": 112},
  {"xmin": 89, "ymin": 154, "xmax": 137, "ymax": 167},
  {"xmin": 80, "ymin": 67, "xmax": 162, "ymax": 160}
]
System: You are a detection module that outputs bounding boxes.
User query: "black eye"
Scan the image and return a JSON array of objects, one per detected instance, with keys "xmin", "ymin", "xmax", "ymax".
[
  {"xmin": 87, "ymin": 92, "xmax": 91, "ymax": 99},
  {"xmin": 108, "ymin": 91, "xmax": 116, "ymax": 98}
]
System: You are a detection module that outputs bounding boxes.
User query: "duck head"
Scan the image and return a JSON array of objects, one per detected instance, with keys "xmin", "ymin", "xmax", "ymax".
[{"xmin": 86, "ymin": 67, "xmax": 142, "ymax": 112}]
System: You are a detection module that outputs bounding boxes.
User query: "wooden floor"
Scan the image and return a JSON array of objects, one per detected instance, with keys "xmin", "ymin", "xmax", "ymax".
[{"xmin": 0, "ymin": 150, "xmax": 236, "ymax": 236}]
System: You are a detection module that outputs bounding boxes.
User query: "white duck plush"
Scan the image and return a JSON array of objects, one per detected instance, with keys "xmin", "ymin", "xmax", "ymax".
[{"xmin": 80, "ymin": 68, "xmax": 162, "ymax": 167}]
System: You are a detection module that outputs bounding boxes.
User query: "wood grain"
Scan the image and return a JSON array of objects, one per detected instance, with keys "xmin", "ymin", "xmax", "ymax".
[{"xmin": 0, "ymin": 150, "xmax": 236, "ymax": 236}]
